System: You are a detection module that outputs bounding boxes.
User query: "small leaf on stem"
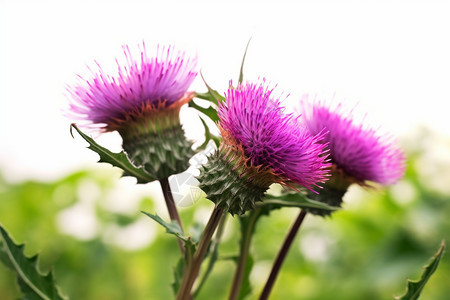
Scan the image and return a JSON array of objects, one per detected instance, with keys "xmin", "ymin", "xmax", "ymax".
[
  {"xmin": 195, "ymin": 72, "xmax": 225, "ymax": 105},
  {"xmin": 188, "ymin": 100, "xmax": 220, "ymax": 123},
  {"xmin": 71, "ymin": 124, "xmax": 154, "ymax": 183},
  {"xmin": 395, "ymin": 240, "xmax": 446, "ymax": 300},
  {"xmin": 238, "ymin": 38, "xmax": 252, "ymax": 84},
  {"xmin": 141, "ymin": 212, "xmax": 189, "ymax": 242},
  {"xmin": 198, "ymin": 116, "xmax": 221, "ymax": 150}
]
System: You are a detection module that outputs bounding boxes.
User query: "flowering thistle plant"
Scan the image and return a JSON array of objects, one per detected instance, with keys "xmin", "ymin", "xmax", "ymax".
[
  {"xmin": 298, "ymin": 98, "xmax": 406, "ymax": 214},
  {"xmin": 176, "ymin": 81, "xmax": 331, "ymax": 298},
  {"xmin": 67, "ymin": 43, "xmax": 198, "ymax": 252},
  {"xmin": 300, "ymin": 99, "xmax": 405, "ymax": 185},
  {"xmin": 259, "ymin": 98, "xmax": 408, "ymax": 298},
  {"xmin": 68, "ymin": 43, "xmax": 198, "ymax": 180},
  {"xmin": 200, "ymin": 81, "xmax": 330, "ymax": 215},
  {"xmin": 0, "ymin": 41, "xmax": 445, "ymax": 300}
]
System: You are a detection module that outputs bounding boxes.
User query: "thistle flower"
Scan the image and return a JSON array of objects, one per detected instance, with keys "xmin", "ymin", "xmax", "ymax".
[
  {"xmin": 299, "ymin": 97, "xmax": 406, "ymax": 214},
  {"xmin": 68, "ymin": 43, "xmax": 198, "ymax": 180},
  {"xmin": 198, "ymin": 82, "xmax": 330, "ymax": 215},
  {"xmin": 300, "ymin": 99, "xmax": 405, "ymax": 185}
]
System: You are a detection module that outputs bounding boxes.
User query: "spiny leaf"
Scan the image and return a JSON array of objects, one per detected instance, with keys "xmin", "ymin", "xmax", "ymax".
[
  {"xmin": 195, "ymin": 72, "xmax": 225, "ymax": 105},
  {"xmin": 141, "ymin": 212, "xmax": 188, "ymax": 242},
  {"xmin": 0, "ymin": 224, "xmax": 66, "ymax": 300},
  {"xmin": 194, "ymin": 92, "xmax": 219, "ymax": 105},
  {"xmin": 70, "ymin": 124, "xmax": 154, "ymax": 184},
  {"xmin": 0, "ymin": 240, "xmax": 14, "ymax": 269},
  {"xmin": 259, "ymin": 192, "xmax": 340, "ymax": 213},
  {"xmin": 143, "ymin": 212, "xmax": 197, "ymax": 296},
  {"xmin": 395, "ymin": 240, "xmax": 446, "ymax": 300},
  {"xmin": 238, "ymin": 38, "xmax": 252, "ymax": 84},
  {"xmin": 188, "ymin": 100, "xmax": 220, "ymax": 123},
  {"xmin": 142, "ymin": 212, "xmax": 196, "ymax": 260},
  {"xmin": 198, "ymin": 116, "xmax": 221, "ymax": 150}
]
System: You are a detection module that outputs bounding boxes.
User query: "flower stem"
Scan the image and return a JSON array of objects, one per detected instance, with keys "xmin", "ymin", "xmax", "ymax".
[
  {"xmin": 259, "ymin": 210, "xmax": 307, "ymax": 300},
  {"xmin": 177, "ymin": 206, "xmax": 224, "ymax": 300},
  {"xmin": 192, "ymin": 213, "xmax": 228, "ymax": 297},
  {"xmin": 159, "ymin": 178, "xmax": 185, "ymax": 254},
  {"xmin": 229, "ymin": 208, "xmax": 262, "ymax": 300}
]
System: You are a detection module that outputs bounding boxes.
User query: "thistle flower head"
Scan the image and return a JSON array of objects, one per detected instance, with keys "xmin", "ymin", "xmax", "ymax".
[
  {"xmin": 67, "ymin": 43, "xmax": 198, "ymax": 180},
  {"xmin": 218, "ymin": 81, "xmax": 330, "ymax": 190},
  {"xmin": 300, "ymin": 98, "xmax": 405, "ymax": 185},
  {"xmin": 67, "ymin": 42, "xmax": 198, "ymax": 131}
]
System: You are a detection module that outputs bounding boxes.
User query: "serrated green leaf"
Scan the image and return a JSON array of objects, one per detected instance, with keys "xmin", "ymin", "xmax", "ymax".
[
  {"xmin": 195, "ymin": 72, "xmax": 225, "ymax": 105},
  {"xmin": 188, "ymin": 100, "xmax": 220, "ymax": 123},
  {"xmin": 0, "ymin": 240, "xmax": 14, "ymax": 269},
  {"xmin": 70, "ymin": 124, "xmax": 154, "ymax": 184},
  {"xmin": 141, "ymin": 212, "xmax": 188, "ymax": 242},
  {"xmin": 194, "ymin": 92, "xmax": 219, "ymax": 105},
  {"xmin": 198, "ymin": 116, "xmax": 221, "ymax": 150},
  {"xmin": 259, "ymin": 192, "xmax": 340, "ymax": 213},
  {"xmin": 0, "ymin": 224, "xmax": 66, "ymax": 300},
  {"xmin": 144, "ymin": 212, "xmax": 198, "ymax": 296},
  {"xmin": 395, "ymin": 240, "xmax": 445, "ymax": 300},
  {"xmin": 238, "ymin": 38, "xmax": 252, "ymax": 84}
]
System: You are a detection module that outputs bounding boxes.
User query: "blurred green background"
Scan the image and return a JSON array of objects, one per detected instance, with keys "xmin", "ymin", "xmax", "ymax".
[{"xmin": 0, "ymin": 129, "xmax": 449, "ymax": 300}]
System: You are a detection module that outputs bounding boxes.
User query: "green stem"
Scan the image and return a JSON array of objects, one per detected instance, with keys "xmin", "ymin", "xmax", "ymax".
[
  {"xmin": 193, "ymin": 213, "xmax": 228, "ymax": 297},
  {"xmin": 159, "ymin": 178, "xmax": 185, "ymax": 255},
  {"xmin": 229, "ymin": 207, "xmax": 262, "ymax": 300},
  {"xmin": 259, "ymin": 210, "xmax": 307, "ymax": 300},
  {"xmin": 177, "ymin": 206, "xmax": 224, "ymax": 300}
]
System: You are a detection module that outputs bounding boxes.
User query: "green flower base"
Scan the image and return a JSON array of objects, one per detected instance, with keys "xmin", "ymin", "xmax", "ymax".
[
  {"xmin": 198, "ymin": 149, "xmax": 269, "ymax": 216},
  {"xmin": 305, "ymin": 185, "xmax": 346, "ymax": 217},
  {"xmin": 122, "ymin": 124, "xmax": 194, "ymax": 180}
]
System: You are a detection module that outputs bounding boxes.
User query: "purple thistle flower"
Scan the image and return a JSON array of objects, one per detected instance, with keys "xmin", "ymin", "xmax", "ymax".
[
  {"xmin": 218, "ymin": 81, "xmax": 330, "ymax": 190},
  {"xmin": 67, "ymin": 42, "xmax": 198, "ymax": 131},
  {"xmin": 67, "ymin": 43, "xmax": 198, "ymax": 180},
  {"xmin": 300, "ymin": 99, "xmax": 405, "ymax": 185}
]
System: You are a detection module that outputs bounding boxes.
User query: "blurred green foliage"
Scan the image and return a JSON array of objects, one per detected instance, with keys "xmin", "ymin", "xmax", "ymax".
[{"xmin": 0, "ymin": 131, "xmax": 449, "ymax": 299}]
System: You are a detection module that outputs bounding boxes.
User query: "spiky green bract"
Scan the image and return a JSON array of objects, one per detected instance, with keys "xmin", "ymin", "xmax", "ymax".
[
  {"xmin": 305, "ymin": 166, "xmax": 353, "ymax": 216},
  {"xmin": 68, "ymin": 43, "xmax": 198, "ymax": 180},
  {"xmin": 198, "ymin": 144, "xmax": 272, "ymax": 216},
  {"xmin": 112, "ymin": 95, "xmax": 195, "ymax": 180},
  {"xmin": 306, "ymin": 185, "xmax": 346, "ymax": 217},
  {"xmin": 199, "ymin": 81, "xmax": 330, "ymax": 215},
  {"xmin": 122, "ymin": 123, "xmax": 194, "ymax": 180}
]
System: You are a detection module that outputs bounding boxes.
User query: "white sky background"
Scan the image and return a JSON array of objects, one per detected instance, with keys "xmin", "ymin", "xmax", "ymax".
[{"xmin": 0, "ymin": 0, "xmax": 449, "ymax": 182}]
